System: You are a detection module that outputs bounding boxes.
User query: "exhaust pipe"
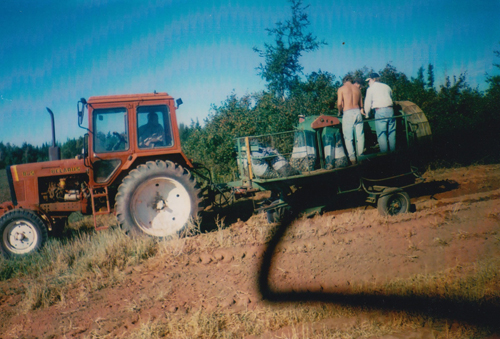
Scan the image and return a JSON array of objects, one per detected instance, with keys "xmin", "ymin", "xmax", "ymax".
[{"xmin": 46, "ymin": 107, "xmax": 61, "ymax": 161}]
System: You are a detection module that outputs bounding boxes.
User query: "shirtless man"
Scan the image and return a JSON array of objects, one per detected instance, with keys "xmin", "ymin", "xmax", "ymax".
[{"xmin": 337, "ymin": 75, "xmax": 365, "ymax": 164}]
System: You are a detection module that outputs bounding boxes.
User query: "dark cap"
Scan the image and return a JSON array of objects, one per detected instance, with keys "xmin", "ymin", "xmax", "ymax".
[{"xmin": 366, "ymin": 73, "xmax": 380, "ymax": 81}]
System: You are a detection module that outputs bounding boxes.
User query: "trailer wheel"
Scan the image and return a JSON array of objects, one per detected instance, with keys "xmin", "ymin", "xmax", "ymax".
[
  {"xmin": 377, "ymin": 191, "xmax": 410, "ymax": 216},
  {"xmin": 0, "ymin": 209, "xmax": 48, "ymax": 258},
  {"xmin": 115, "ymin": 160, "xmax": 202, "ymax": 237}
]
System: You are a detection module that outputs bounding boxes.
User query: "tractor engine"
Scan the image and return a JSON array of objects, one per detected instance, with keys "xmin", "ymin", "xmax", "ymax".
[{"xmin": 39, "ymin": 175, "xmax": 90, "ymax": 203}]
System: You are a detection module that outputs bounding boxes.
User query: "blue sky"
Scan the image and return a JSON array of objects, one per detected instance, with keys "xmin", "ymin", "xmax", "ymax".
[{"xmin": 1, "ymin": 0, "xmax": 499, "ymax": 146}]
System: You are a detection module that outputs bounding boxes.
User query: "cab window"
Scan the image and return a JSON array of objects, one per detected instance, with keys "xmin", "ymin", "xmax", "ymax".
[
  {"xmin": 137, "ymin": 105, "xmax": 173, "ymax": 148},
  {"xmin": 93, "ymin": 107, "xmax": 129, "ymax": 153}
]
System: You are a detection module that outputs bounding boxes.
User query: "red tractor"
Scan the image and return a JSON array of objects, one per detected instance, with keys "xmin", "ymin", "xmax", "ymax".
[{"xmin": 0, "ymin": 93, "xmax": 203, "ymax": 258}]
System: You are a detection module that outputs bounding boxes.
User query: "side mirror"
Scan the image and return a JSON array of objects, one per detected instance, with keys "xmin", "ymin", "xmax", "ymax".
[
  {"xmin": 176, "ymin": 98, "xmax": 183, "ymax": 108},
  {"xmin": 78, "ymin": 98, "xmax": 87, "ymax": 126}
]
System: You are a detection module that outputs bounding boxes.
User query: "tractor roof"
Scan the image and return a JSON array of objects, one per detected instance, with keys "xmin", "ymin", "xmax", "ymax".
[{"xmin": 87, "ymin": 92, "xmax": 172, "ymax": 104}]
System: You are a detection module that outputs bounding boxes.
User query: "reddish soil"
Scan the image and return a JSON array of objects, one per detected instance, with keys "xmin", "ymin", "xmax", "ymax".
[{"xmin": 1, "ymin": 164, "xmax": 500, "ymax": 338}]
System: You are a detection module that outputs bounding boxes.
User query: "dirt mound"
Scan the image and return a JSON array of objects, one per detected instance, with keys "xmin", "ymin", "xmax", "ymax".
[{"xmin": 1, "ymin": 164, "xmax": 500, "ymax": 338}]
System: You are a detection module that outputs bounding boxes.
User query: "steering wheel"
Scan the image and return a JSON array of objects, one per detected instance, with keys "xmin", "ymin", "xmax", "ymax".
[{"xmin": 111, "ymin": 132, "xmax": 127, "ymax": 151}]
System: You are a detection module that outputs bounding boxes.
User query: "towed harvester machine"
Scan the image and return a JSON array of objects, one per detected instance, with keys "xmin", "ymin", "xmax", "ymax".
[{"xmin": 226, "ymin": 101, "xmax": 432, "ymax": 221}]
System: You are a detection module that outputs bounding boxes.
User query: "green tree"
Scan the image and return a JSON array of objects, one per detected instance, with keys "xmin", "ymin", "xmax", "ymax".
[
  {"xmin": 182, "ymin": 94, "xmax": 256, "ymax": 182},
  {"xmin": 0, "ymin": 142, "xmax": 5, "ymax": 169},
  {"xmin": 485, "ymin": 45, "xmax": 500, "ymax": 123},
  {"xmin": 416, "ymin": 66, "xmax": 425, "ymax": 85},
  {"xmin": 422, "ymin": 73, "xmax": 481, "ymax": 137},
  {"xmin": 37, "ymin": 143, "xmax": 50, "ymax": 163},
  {"xmin": 61, "ymin": 137, "xmax": 84, "ymax": 159},
  {"xmin": 427, "ymin": 64, "xmax": 435, "ymax": 89},
  {"xmin": 253, "ymin": 0, "xmax": 326, "ymax": 98},
  {"xmin": 179, "ymin": 121, "xmax": 200, "ymax": 145},
  {"xmin": 379, "ymin": 64, "xmax": 412, "ymax": 101},
  {"xmin": 291, "ymin": 71, "xmax": 340, "ymax": 116},
  {"xmin": 61, "ymin": 138, "xmax": 77, "ymax": 159}
]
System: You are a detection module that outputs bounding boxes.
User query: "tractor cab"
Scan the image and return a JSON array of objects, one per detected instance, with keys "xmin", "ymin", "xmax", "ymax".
[{"xmin": 78, "ymin": 93, "xmax": 191, "ymax": 187}]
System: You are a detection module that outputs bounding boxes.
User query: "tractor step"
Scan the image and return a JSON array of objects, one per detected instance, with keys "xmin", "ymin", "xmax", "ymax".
[{"xmin": 90, "ymin": 186, "xmax": 111, "ymax": 230}]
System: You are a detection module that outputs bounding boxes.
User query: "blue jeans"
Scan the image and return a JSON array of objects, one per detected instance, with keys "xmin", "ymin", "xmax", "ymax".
[
  {"xmin": 342, "ymin": 108, "xmax": 364, "ymax": 160},
  {"xmin": 375, "ymin": 107, "xmax": 396, "ymax": 153}
]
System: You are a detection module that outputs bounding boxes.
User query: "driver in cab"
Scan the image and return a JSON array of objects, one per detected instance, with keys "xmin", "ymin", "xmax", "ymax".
[{"xmin": 138, "ymin": 112, "xmax": 165, "ymax": 147}]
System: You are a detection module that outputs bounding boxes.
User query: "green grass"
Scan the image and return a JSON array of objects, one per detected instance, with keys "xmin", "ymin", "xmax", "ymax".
[{"xmin": 0, "ymin": 169, "xmax": 10, "ymax": 204}]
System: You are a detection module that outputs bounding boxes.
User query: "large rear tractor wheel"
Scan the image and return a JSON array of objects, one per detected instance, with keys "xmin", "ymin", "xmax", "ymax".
[
  {"xmin": 377, "ymin": 190, "xmax": 410, "ymax": 216},
  {"xmin": 0, "ymin": 209, "xmax": 48, "ymax": 258},
  {"xmin": 115, "ymin": 160, "xmax": 203, "ymax": 237}
]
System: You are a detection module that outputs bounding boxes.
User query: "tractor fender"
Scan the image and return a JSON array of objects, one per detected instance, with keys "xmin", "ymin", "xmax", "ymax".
[{"xmin": 0, "ymin": 202, "xmax": 15, "ymax": 218}]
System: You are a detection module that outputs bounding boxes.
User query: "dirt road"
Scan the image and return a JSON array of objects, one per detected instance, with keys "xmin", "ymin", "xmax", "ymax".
[{"xmin": 1, "ymin": 164, "xmax": 499, "ymax": 338}]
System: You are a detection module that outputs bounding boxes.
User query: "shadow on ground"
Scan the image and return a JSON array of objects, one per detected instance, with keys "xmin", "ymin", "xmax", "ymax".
[
  {"xmin": 200, "ymin": 197, "xmax": 256, "ymax": 232},
  {"xmin": 257, "ymin": 202, "xmax": 500, "ymax": 333}
]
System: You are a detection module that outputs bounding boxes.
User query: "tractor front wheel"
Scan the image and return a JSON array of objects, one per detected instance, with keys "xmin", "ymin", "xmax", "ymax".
[
  {"xmin": 115, "ymin": 160, "xmax": 202, "ymax": 237},
  {"xmin": 0, "ymin": 209, "xmax": 48, "ymax": 258}
]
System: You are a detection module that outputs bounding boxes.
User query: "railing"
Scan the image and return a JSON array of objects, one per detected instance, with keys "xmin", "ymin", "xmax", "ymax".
[
  {"xmin": 235, "ymin": 112, "xmax": 429, "ymax": 183},
  {"xmin": 235, "ymin": 130, "xmax": 300, "ymax": 181}
]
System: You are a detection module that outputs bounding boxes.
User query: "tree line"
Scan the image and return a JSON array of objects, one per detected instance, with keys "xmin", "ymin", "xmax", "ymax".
[
  {"xmin": 0, "ymin": 138, "xmax": 84, "ymax": 170},
  {"xmin": 180, "ymin": 0, "xmax": 500, "ymax": 181}
]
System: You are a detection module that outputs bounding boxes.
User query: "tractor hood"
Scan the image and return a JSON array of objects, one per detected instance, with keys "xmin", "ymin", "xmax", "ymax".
[
  {"xmin": 1, "ymin": 158, "xmax": 87, "ymax": 213},
  {"xmin": 10, "ymin": 158, "xmax": 87, "ymax": 180}
]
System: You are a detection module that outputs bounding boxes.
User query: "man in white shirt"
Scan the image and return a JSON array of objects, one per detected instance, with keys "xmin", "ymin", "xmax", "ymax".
[{"xmin": 364, "ymin": 73, "xmax": 396, "ymax": 153}]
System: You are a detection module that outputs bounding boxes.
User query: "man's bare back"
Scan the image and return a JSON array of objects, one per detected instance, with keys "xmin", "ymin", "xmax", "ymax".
[{"xmin": 337, "ymin": 81, "xmax": 363, "ymax": 114}]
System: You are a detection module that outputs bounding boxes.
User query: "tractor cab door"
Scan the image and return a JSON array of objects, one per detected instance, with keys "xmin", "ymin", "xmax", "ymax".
[{"xmin": 90, "ymin": 106, "xmax": 130, "ymax": 185}]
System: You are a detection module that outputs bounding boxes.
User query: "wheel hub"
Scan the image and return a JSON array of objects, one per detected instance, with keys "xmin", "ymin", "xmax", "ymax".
[
  {"xmin": 131, "ymin": 177, "xmax": 192, "ymax": 237},
  {"xmin": 154, "ymin": 198, "xmax": 168, "ymax": 211},
  {"xmin": 14, "ymin": 231, "xmax": 27, "ymax": 242},
  {"xmin": 5, "ymin": 221, "xmax": 37, "ymax": 252},
  {"xmin": 389, "ymin": 198, "xmax": 402, "ymax": 214}
]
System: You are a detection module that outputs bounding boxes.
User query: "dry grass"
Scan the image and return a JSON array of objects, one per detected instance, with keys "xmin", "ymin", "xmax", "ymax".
[
  {"xmin": 125, "ymin": 305, "xmax": 357, "ymax": 339},
  {"xmin": 360, "ymin": 258, "xmax": 500, "ymax": 309},
  {"xmin": 124, "ymin": 289, "xmax": 496, "ymax": 339},
  {"xmin": 0, "ymin": 212, "xmax": 268, "ymax": 312},
  {"xmin": 433, "ymin": 237, "xmax": 450, "ymax": 246},
  {"xmin": 120, "ymin": 254, "xmax": 500, "ymax": 339},
  {"xmin": 454, "ymin": 230, "xmax": 481, "ymax": 240},
  {"xmin": 0, "ymin": 216, "xmax": 159, "ymax": 312}
]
